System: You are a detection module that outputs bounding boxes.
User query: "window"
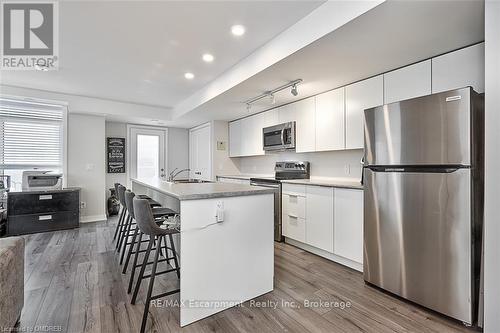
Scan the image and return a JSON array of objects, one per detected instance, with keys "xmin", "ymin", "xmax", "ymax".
[{"xmin": 0, "ymin": 97, "xmax": 66, "ymax": 190}]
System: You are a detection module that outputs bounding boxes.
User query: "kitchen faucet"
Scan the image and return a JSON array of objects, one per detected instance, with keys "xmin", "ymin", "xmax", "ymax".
[{"xmin": 168, "ymin": 168, "xmax": 190, "ymax": 181}]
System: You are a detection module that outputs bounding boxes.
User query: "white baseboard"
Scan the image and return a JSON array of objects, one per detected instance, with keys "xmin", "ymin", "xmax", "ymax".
[
  {"xmin": 285, "ymin": 238, "xmax": 363, "ymax": 272},
  {"xmin": 80, "ymin": 214, "xmax": 107, "ymax": 223}
]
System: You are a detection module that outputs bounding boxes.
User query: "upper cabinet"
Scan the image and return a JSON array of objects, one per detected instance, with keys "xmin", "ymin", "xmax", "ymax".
[
  {"xmin": 228, "ymin": 120, "xmax": 242, "ymax": 157},
  {"xmin": 384, "ymin": 60, "xmax": 432, "ymax": 104},
  {"xmin": 229, "ymin": 109, "xmax": 279, "ymax": 158},
  {"xmin": 294, "ymin": 97, "xmax": 316, "ymax": 153},
  {"xmin": 315, "ymin": 88, "xmax": 345, "ymax": 151},
  {"xmin": 345, "ymin": 75, "xmax": 383, "ymax": 150},
  {"xmin": 432, "ymin": 43, "xmax": 485, "ymax": 94}
]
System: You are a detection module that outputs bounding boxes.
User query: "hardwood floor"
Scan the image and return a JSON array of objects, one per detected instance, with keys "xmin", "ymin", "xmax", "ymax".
[{"xmin": 18, "ymin": 218, "xmax": 477, "ymax": 333}]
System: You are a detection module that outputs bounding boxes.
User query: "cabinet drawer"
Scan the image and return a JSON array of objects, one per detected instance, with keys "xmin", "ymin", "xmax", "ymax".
[
  {"xmin": 282, "ymin": 194, "xmax": 306, "ymax": 219},
  {"xmin": 282, "ymin": 184, "xmax": 306, "ymax": 196},
  {"xmin": 282, "ymin": 214, "xmax": 305, "ymax": 243},
  {"xmin": 8, "ymin": 191, "xmax": 79, "ymax": 216},
  {"xmin": 7, "ymin": 211, "xmax": 79, "ymax": 235}
]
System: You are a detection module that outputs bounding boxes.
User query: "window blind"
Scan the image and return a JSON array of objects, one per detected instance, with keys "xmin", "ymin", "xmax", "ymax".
[{"xmin": 0, "ymin": 97, "xmax": 65, "ymax": 169}]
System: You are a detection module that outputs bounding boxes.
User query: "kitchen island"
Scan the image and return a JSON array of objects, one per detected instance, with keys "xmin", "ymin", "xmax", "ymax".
[{"xmin": 131, "ymin": 177, "xmax": 276, "ymax": 327}]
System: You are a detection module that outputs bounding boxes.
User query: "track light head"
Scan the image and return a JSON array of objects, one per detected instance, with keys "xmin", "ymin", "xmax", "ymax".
[
  {"xmin": 246, "ymin": 103, "xmax": 251, "ymax": 112},
  {"xmin": 269, "ymin": 94, "xmax": 276, "ymax": 104},
  {"xmin": 291, "ymin": 84, "xmax": 298, "ymax": 96}
]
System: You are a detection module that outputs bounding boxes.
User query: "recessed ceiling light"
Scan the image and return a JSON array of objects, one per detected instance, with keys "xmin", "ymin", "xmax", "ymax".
[
  {"xmin": 184, "ymin": 72, "xmax": 195, "ymax": 80},
  {"xmin": 231, "ymin": 24, "xmax": 246, "ymax": 36},
  {"xmin": 202, "ymin": 53, "xmax": 214, "ymax": 62}
]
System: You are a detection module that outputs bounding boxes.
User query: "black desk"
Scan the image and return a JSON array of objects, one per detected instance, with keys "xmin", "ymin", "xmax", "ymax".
[{"xmin": 7, "ymin": 188, "xmax": 80, "ymax": 235}]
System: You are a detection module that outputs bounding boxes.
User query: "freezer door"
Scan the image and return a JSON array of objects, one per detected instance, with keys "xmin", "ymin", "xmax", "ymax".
[
  {"xmin": 364, "ymin": 87, "xmax": 471, "ymax": 166},
  {"xmin": 364, "ymin": 168, "xmax": 472, "ymax": 324}
]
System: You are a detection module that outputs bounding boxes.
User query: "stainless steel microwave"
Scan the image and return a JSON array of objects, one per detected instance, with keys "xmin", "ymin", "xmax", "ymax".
[{"xmin": 263, "ymin": 121, "xmax": 296, "ymax": 151}]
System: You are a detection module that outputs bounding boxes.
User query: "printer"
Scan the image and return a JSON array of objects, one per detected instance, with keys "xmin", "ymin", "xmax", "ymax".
[{"xmin": 22, "ymin": 171, "xmax": 63, "ymax": 191}]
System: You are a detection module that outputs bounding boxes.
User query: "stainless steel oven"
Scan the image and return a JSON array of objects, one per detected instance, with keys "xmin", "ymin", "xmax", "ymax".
[{"xmin": 263, "ymin": 122, "xmax": 295, "ymax": 151}]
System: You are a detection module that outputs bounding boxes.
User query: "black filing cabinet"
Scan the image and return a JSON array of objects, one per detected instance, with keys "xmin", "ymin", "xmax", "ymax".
[{"xmin": 7, "ymin": 189, "xmax": 80, "ymax": 235}]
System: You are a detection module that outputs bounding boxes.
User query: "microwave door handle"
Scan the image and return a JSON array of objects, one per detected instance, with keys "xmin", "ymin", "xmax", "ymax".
[{"xmin": 281, "ymin": 129, "xmax": 286, "ymax": 145}]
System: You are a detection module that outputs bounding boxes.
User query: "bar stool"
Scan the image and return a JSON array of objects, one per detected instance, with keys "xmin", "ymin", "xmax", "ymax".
[
  {"xmin": 121, "ymin": 190, "xmax": 176, "ymax": 270},
  {"xmin": 116, "ymin": 186, "xmax": 162, "ymax": 253},
  {"xmin": 131, "ymin": 197, "xmax": 180, "ymax": 333},
  {"xmin": 112, "ymin": 183, "xmax": 126, "ymax": 241}
]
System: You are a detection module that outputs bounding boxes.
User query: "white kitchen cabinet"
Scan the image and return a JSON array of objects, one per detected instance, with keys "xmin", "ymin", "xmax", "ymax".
[
  {"xmin": 189, "ymin": 123, "xmax": 211, "ymax": 181},
  {"xmin": 333, "ymin": 188, "xmax": 363, "ymax": 264},
  {"xmin": 278, "ymin": 103, "xmax": 296, "ymax": 124},
  {"xmin": 305, "ymin": 186, "xmax": 334, "ymax": 252},
  {"xmin": 345, "ymin": 75, "xmax": 383, "ymax": 149},
  {"xmin": 229, "ymin": 120, "xmax": 242, "ymax": 157},
  {"xmin": 282, "ymin": 192, "xmax": 306, "ymax": 243},
  {"xmin": 384, "ymin": 60, "xmax": 432, "ymax": 104},
  {"xmin": 294, "ymin": 97, "xmax": 316, "ymax": 153},
  {"xmin": 432, "ymin": 43, "xmax": 485, "ymax": 94},
  {"xmin": 241, "ymin": 114, "xmax": 260, "ymax": 156},
  {"xmin": 315, "ymin": 88, "xmax": 345, "ymax": 151}
]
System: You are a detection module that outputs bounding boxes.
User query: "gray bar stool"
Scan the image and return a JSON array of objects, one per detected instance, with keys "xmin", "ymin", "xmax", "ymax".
[
  {"xmin": 121, "ymin": 191, "xmax": 176, "ymax": 271},
  {"xmin": 116, "ymin": 186, "xmax": 162, "ymax": 253},
  {"xmin": 131, "ymin": 197, "xmax": 180, "ymax": 333},
  {"xmin": 112, "ymin": 183, "xmax": 125, "ymax": 241}
]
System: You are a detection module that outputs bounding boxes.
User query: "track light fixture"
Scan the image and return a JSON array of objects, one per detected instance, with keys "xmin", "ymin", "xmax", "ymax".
[{"xmin": 243, "ymin": 79, "xmax": 302, "ymax": 109}]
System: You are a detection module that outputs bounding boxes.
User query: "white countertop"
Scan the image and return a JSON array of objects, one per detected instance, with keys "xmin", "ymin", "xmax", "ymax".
[
  {"xmin": 217, "ymin": 174, "xmax": 363, "ymax": 190},
  {"xmin": 131, "ymin": 177, "xmax": 277, "ymax": 200},
  {"xmin": 281, "ymin": 177, "xmax": 363, "ymax": 190}
]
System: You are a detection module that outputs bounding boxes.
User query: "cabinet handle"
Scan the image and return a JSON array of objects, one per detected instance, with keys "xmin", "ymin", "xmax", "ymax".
[
  {"xmin": 288, "ymin": 213, "xmax": 298, "ymax": 219},
  {"xmin": 38, "ymin": 215, "xmax": 53, "ymax": 221},
  {"xmin": 39, "ymin": 195, "xmax": 53, "ymax": 200}
]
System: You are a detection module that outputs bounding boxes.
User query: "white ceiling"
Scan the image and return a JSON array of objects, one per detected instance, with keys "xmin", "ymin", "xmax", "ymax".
[
  {"xmin": 0, "ymin": 0, "xmax": 324, "ymax": 108},
  {"xmin": 173, "ymin": 0, "xmax": 484, "ymax": 127}
]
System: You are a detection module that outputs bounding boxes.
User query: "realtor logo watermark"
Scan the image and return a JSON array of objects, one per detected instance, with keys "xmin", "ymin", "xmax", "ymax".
[{"xmin": 1, "ymin": 1, "xmax": 59, "ymax": 70}]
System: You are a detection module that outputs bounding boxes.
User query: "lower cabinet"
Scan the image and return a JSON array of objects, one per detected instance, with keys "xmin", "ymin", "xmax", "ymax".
[
  {"xmin": 282, "ymin": 184, "xmax": 363, "ymax": 267},
  {"xmin": 333, "ymin": 188, "xmax": 363, "ymax": 264},
  {"xmin": 305, "ymin": 186, "xmax": 334, "ymax": 252}
]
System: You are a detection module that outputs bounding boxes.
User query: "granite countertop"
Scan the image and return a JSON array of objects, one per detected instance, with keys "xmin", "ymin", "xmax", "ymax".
[
  {"xmin": 131, "ymin": 177, "xmax": 277, "ymax": 200},
  {"xmin": 216, "ymin": 174, "xmax": 273, "ymax": 180},
  {"xmin": 281, "ymin": 178, "xmax": 363, "ymax": 190}
]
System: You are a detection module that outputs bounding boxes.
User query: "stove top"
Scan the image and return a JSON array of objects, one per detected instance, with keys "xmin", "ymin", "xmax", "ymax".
[{"xmin": 250, "ymin": 161, "xmax": 310, "ymax": 183}]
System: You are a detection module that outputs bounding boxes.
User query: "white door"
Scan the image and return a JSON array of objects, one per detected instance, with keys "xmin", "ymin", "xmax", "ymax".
[
  {"xmin": 189, "ymin": 123, "xmax": 211, "ymax": 181},
  {"xmin": 129, "ymin": 127, "xmax": 166, "ymax": 182}
]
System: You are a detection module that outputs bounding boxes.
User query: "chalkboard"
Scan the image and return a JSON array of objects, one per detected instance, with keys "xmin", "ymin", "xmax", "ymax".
[{"xmin": 107, "ymin": 137, "xmax": 125, "ymax": 173}]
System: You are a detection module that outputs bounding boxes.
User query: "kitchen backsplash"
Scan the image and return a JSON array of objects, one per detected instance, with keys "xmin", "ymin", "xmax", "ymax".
[{"xmin": 234, "ymin": 149, "xmax": 364, "ymax": 179}]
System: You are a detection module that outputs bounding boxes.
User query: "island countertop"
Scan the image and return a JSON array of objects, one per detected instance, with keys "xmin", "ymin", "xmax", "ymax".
[{"xmin": 131, "ymin": 177, "xmax": 277, "ymax": 200}]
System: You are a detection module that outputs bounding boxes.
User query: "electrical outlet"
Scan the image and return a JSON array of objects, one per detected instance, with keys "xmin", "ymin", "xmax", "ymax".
[
  {"xmin": 344, "ymin": 164, "xmax": 351, "ymax": 175},
  {"xmin": 217, "ymin": 141, "xmax": 226, "ymax": 151},
  {"xmin": 80, "ymin": 202, "xmax": 86, "ymax": 209}
]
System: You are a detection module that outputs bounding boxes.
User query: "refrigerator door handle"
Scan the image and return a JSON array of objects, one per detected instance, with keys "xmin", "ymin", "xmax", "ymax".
[{"xmin": 365, "ymin": 166, "xmax": 464, "ymax": 173}]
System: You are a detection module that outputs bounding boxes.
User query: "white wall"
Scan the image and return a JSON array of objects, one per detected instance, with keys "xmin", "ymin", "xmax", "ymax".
[
  {"xmin": 235, "ymin": 149, "xmax": 363, "ymax": 180},
  {"xmin": 105, "ymin": 122, "xmax": 127, "ymax": 193},
  {"xmin": 68, "ymin": 114, "xmax": 106, "ymax": 222},
  {"xmin": 106, "ymin": 121, "xmax": 189, "ymax": 190},
  {"xmin": 211, "ymin": 121, "xmax": 239, "ymax": 179},
  {"xmin": 483, "ymin": 1, "xmax": 500, "ymax": 331},
  {"xmin": 167, "ymin": 127, "xmax": 189, "ymax": 175}
]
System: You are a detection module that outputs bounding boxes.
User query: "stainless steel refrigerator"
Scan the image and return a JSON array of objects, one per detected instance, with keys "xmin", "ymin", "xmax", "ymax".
[{"xmin": 363, "ymin": 87, "xmax": 484, "ymax": 325}]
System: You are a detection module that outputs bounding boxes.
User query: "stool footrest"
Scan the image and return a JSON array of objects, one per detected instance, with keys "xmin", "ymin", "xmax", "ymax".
[
  {"xmin": 142, "ymin": 267, "xmax": 179, "ymax": 279},
  {"xmin": 150, "ymin": 289, "xmax": 180, "ymax": 301}
]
